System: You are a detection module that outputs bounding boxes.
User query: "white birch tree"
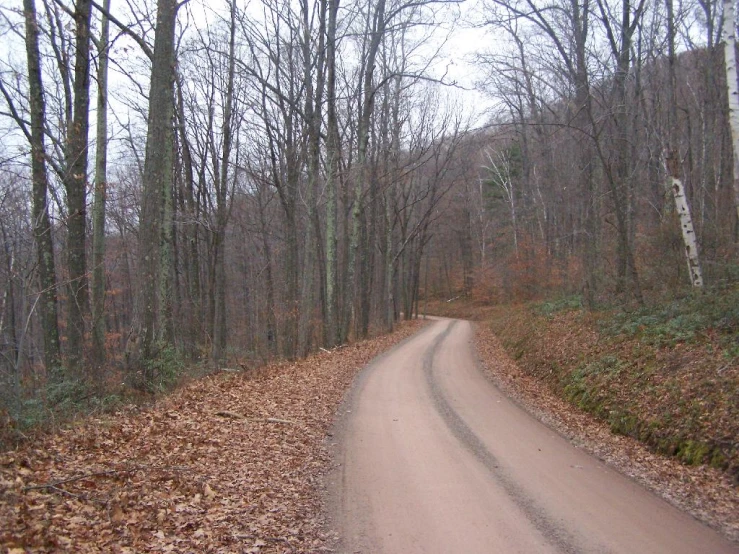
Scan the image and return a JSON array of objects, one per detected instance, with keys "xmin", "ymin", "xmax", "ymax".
[{"xmin": 723, "ymin": 0, "xmax": 739, "ymax": 228}]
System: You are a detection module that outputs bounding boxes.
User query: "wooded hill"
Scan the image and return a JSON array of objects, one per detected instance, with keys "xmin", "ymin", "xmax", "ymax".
[
  {"xmin": 428, "ymin": 47, "xmax": 738, "ymax": 307},
  {"xmin": 0, "ymin": 0, "xmax": 738, "ymax": 434}
]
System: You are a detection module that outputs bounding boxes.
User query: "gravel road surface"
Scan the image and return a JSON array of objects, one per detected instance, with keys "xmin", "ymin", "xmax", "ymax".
[{"xmin": 331, "ymin": 318, "xmax": 737, "ymax": 553}]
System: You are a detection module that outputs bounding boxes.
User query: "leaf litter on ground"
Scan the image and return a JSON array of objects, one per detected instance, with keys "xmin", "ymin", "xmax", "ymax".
[{"xmin": 0, "ymin": 320, "xmax": 425, "ymax": 553}]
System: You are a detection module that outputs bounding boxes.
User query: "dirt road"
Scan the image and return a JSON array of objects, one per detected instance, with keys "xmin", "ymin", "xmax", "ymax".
[{"xmin": 330, "ymin": 318, "xmax": 737, "ymax": 553}]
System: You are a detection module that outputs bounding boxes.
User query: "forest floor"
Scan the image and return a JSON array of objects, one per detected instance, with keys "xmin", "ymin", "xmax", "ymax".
[
  {"xmin": 0, "ymin": 320, "xmax": 424, "ymax": 553},
  {"xmin": 427, "ymin": 295, "xmax": 738, "ymax": 541}
]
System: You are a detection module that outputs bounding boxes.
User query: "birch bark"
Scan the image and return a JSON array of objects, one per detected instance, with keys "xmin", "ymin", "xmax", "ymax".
[
  {"xmin": 665, "ymin": 0, "xmax": 704, "ymax": 288},
  {"xmin": 666, "ymin": 154, "xmax": 705, "ymax": 287},
  {"xmin": 722, "ymin": 0, "xmax": 739, "ymax": 227}
]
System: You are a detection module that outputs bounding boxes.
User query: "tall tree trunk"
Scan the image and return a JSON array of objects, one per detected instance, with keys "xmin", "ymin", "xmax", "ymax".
[
  {"xmin": 324, "ymin": 0, "xmax": 340, "ymax": 347},
  {"xmin": 139, "ymin": 0, "xmax": 178, "ymax": 381},
  {"xmin": 258, "ymin": 189, "xmax": 277, "ymax": 357},
  {"xmin": 591, "ymin": 0, "xmax": 645, "ymax": 303},
  {"xmin": 91, "ymin": 0, "xmax": 110, "ymax": 373},
  {"xmin": 723, "ymin": 0, "xmax": 739, "ymax": 232},
  {"xmin": 1, "ymin": 225, "xmax": 19, "ymax": 376},
  {"xmin": 212, "ymin": 0, "xmax": 237, "ymax": 365},
  {"xmin": 345, "ymin": 0, "xmax": 386, "ymax": 340},
  {"xmin": 24, "ymin": 0, "xmax": 61, "ymax": 375},
  {"xmin": 175, "ymin": 78, "xmax": 202, "ymax": 358},
  {"xmin": 571, "ymin": 0, "xmax": 600, "ymax": 308},
  {"xmin": 64, "ymin": 0, "xmax": 93, "ymax": 371},
  {"xmin": 299, "ymin": 0, "xmax": 326, "ymax": 355}
]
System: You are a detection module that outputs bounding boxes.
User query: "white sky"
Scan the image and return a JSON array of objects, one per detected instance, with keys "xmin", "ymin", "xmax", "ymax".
[{"xmin": 0, "ymin": 0, "xmax": 500, "ymax": 166}]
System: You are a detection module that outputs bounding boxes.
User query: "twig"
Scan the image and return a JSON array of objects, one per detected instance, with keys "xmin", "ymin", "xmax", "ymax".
[
  {"xmin": 263, "ymin": 418, "xmax": 298, "ymax": 425},
  {"xmin": 215, "ymin": 410, "xmax": 245, "ymax": 419},
  {"xmin": 716, "ymin": 362, "xmax": 732, "ymax": 374},
  {"xmin": 23, "ymin": 464, "xmax": 191, "ymax": 492},
  {"xmin": 47, "ymin": 484, "xmax": 87, "ymax": 500},
  {"xmin": 232, "ymin": 535, "xmax": 294, "ymax": 551},
  {"xmin": 215, "ymin": 411, "xmax": 298, "ymax": 425},
  {"xmin": 23, "ymin": 469, "xmax": 123, "ymax": 491}
]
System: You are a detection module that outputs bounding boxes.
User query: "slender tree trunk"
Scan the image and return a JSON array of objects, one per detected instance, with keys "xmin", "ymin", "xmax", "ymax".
[
  {"xmin": 723, "ymin": 0, "xmax": 739, "ymax": 230},
  {"xmin": 284, "ymin": 203, "xmax": 299, "ymax": 357},
  {"xmin": 665, "ymin": 154, "xmax": 705, "ymax": 287},
  {"xmin": 175, "ymin": 78, "xmax": 202, "ymax": 357},
  {"xmin": 1, "ymin": 225, "xmax": 19, "ymax": 372},
  {"xmin": 91, "ymin": 0, "xmax": 110, "ymax": 373},
  {"xmin": 324, "ymin": 0, "xmax": 340, "ymax": 347},
  {"xmin": 572, "ymin": 0, "xmax": 599, "ymax": 308},
  {"xmin": 64, "ymin": 0, "xmax": 93, "ymax": 371},
  {"xmin": 212, "ymin": 0, "xmax": 237, "ymax": 364},
  {"xmin": 24, "ymin": 0, "xmax": 61, "ymax": 375},
  {"xmin": 258, "ymin": 189, "xmax": 277, "ymax": 357},
  {"xmin": 346, "ymin": 0, "xmax": 386, "ymax": 340},
  {"xmin": 298, "ymin": 0, "xmax": 326, "ymax": 355}
]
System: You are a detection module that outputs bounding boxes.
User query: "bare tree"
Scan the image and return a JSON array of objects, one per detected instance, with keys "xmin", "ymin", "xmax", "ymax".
[
  {"xmin": 138, "ymin": 0, "xmax": 179, "ymax": 381},
  {"xmin": 91, "ymin": 0, "xmax": 111, "ymax": 371},
  {"xmin": 63, "ymin": 0, "xmax": 93, "ymax": 371},
  {"xmin": 664, "ymin": 0, "xmax": 704, "ymax": 287},
  {"xmin": 23, "ymin": 0, "xmax": 62, "ymax": 374}
]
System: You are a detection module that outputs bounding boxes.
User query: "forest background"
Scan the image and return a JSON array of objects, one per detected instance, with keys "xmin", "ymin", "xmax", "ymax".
[{"xmin": 0, "ymin": 0, "xmax": 737, "ymax": 441}]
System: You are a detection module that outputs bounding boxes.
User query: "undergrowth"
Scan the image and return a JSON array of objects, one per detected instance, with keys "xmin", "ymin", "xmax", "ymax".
[
  {"xmin": 600, "ymin": 288, "xmax": 739, "ymax": 350},
  {"xmin": 2, "ymin": 345, "xmax": 194, "ymax": 450}
]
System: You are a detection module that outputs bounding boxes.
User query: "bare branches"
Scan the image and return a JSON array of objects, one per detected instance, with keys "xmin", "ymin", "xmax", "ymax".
[{"xmin": 90, "ymin": 0, "xmax": 153, "ymax": 59}]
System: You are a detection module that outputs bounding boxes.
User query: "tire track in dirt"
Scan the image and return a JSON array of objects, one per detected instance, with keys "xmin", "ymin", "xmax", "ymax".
[{"xmin": 332, "ymin": 318, "xmax": 738, "ymax": 553}]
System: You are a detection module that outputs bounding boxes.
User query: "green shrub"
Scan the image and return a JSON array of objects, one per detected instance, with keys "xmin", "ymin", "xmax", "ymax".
[
  {"xmin": 534, "ymin": 295, "xmax": 583, "ymax": 318},
  {"xmin": 143, "ymin": 343, "xmax": 185, "ymax": 392}
]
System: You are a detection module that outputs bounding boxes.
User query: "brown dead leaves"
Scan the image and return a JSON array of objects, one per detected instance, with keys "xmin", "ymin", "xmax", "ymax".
[{"xmin": 0, "ymin": 321, "xmax": 424, "ymax": 553}]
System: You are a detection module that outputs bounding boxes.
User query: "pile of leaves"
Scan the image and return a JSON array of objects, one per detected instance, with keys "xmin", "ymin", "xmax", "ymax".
[{"xmin": 0, "ymin": 321, "xmax": 424, "ymax": 553}]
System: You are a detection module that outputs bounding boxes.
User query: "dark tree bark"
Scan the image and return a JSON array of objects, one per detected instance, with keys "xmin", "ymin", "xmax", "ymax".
[
  {"xmin": 91, "ymin": 0, "xmax": 111, "ymax": 372},
  {"xmin": 212, "ymin": 0, "xmax": 237, "ymax": 364},
  {"xmin": 298, "ymin": 0, "xmax": 327, "ymax": 356},
  {"xmin": 175, "ymin": 77, "xmax": 203, "ymax": 358},
  {"xmin": 593, "ymin": 0, "xmax": 646, "ymax": 303},
  {"xmin": 139, "ymin": 0, "xmax": 178, "ymax": 381},
  {"xmin": 64, "ymin": 0, "xmax": 94, "ymax": 371},
  {"xmin": 345, "ymin": 0, "xmax": 386, "ymax": 341},
  {"xmin": 324, "ymin": 0, "xmax": 341, "ymax": 347},
  {"xmin": 23, "ymin": 0, "xmax": 62, "ymax": 375}
]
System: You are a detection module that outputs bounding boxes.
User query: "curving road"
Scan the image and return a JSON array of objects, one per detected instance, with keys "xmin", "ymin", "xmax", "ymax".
[{"xmin": 330, "ymin": 318, "xmax": 737, "ymax": 554}]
